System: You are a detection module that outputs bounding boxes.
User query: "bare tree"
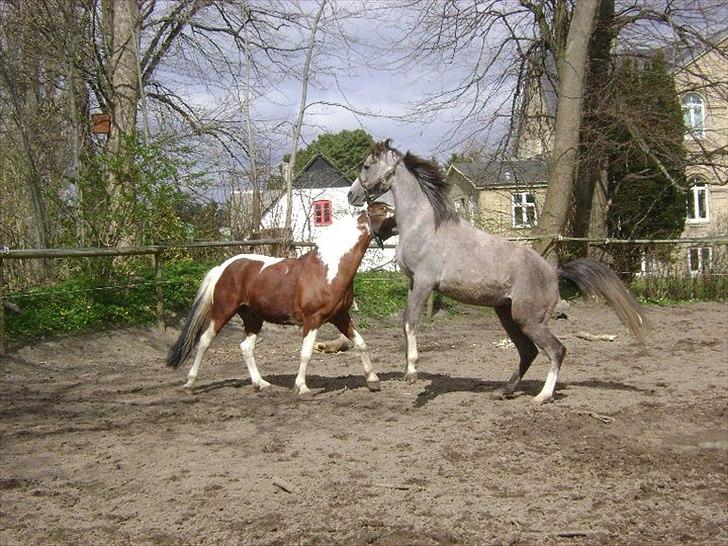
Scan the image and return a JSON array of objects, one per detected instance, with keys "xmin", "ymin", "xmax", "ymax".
[
  {"xmin": 532, "ymin": 0, "xmax": 600, "ymax": 261},
  {"xmin": 283, "ymin": 0, "xmax": 327, "ymax": 242},
  {"xmin": 399, "ymin": 0, "xmax": 726, "ymax": 253}
]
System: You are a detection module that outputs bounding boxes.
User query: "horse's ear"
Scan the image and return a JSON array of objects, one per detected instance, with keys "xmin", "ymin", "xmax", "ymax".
[{"xmin": 383, "ymin": 138, "xmax": 392, "ymax": 149}]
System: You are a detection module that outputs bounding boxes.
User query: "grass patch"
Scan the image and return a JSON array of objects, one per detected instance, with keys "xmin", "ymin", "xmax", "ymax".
[{"xmin": 352, "ymin": 270, "xmax": 409, "ymax": 319}]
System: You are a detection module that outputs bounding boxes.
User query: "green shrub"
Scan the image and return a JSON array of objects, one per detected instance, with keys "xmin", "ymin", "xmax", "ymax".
[
  {"xmin": 5, "ymin": 259, "xmax": 216, "ymax": 342},
  {"xmin": 631, "ymin": 274, "xmax": 728, "ymax": 304}
]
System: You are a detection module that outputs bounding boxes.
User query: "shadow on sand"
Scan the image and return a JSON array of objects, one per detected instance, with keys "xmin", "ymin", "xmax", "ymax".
[{"xmin": 191, "ymin": 371, "xmax": 651, "ymax": 407}]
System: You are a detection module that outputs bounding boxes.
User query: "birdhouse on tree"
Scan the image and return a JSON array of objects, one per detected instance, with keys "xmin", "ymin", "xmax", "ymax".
[{"xmin": 91, "ymin": 113, "xmax": 111, "ymax": 134}]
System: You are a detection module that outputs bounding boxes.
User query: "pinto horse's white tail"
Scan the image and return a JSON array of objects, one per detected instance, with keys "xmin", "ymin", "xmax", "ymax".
[
  {"xmin": 167, "ymin": 267, "xmax": 220, "ymax": 368},
  {"xmin": 558, "ymin": 258, "xmax": 646, "ymax": 343}
]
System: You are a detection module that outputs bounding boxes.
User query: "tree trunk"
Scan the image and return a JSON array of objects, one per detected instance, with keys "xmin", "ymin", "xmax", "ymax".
[
  {"xmin": 243, "ymin": 23, "xmax": 261, "ymax": 232},
  {"xmin": 534, "ymin": 0, "xmax": 600, "ymax": 264},
  {"xmin": 0, "ymin": 25, "xmax": 51, "ymax": 277},
  {"xmin": 572, "ymin": 0, "xmax": 614, "ymax": 250},
  {"xmin": 284, "ymin": 0, "xmax": 327, "ymax": 243},
  {"xmin": 103, "ymin": 0, "xmax": 141, "ymax": 246},
  {"xmin": 587, "ymin": 167, "xmax": 609, "ymax": 260}
]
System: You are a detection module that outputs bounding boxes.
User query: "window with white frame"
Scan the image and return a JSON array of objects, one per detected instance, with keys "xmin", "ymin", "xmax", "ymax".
[
  {"xmin": 688, "ymin": 247, "xmax": 712, "ymax": 275},
  {"xmin": 512, "ymin": 192, "xmax": 537, "ymax": 228},
  {"xmin": 687, "ymin": 180, "xmax": 710, "ymax": 223},
  {"xmin": 682, "ymin": 93, "xmax": 705, "ymax": 138}
]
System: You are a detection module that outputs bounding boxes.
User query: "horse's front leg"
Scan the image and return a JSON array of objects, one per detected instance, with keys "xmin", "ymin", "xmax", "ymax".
[
  {"xmin": 294, "ymin": 326, "xmax": 319, "ymax": 397},
  {"xmin": 330, "ymin": 311, "xmax": 380, "ymax": 391},
  {"xmin": 403, "ymin": 281, "xmax": 434, "ymax": 383}
]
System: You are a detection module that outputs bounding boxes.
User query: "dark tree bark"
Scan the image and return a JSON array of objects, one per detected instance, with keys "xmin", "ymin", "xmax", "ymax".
[{"xmin": 572, "ymin": 0, "xmax": 614, "ymax": 253}]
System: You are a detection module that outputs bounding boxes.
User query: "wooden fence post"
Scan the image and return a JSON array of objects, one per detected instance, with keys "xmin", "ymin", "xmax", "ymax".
[
  {"xmin": 152, "ymin": 251, "xmax": 164, "ymax": 330},
  {"xmin": 0, "ymin": 258, "xmax": 5, "ymax": 356}
]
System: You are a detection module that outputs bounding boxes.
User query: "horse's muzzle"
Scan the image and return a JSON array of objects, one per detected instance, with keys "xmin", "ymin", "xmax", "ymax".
[{"xmin": 348, "ymin": 188, "xmax": 366, "ymax": 207}]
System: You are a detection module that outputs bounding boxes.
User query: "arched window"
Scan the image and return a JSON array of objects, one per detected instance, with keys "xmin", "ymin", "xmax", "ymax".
[
  {"xmin": 682, "ymin": 93, "xmax": 705, "ymax": 137},
  {"xmin": 687, "ymin": 178, "xmax": 709, "ymax": 223}
]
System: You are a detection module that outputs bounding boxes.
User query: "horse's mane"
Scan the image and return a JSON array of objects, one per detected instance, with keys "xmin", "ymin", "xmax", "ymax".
[{"xmin": 373, "ymin": 139, "xmax": 457, "ymax": 227}]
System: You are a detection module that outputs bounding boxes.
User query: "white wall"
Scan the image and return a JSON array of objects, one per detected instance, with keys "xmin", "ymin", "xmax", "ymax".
[{"xmin": 261, "ymin": 187, "xmax": 398, "ymax": 271}]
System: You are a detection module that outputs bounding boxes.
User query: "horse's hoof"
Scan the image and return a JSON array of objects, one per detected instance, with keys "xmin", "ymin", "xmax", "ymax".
[
  {"xmin": 501, "ymin": 387, "xmax": 518, "ymax": 399},
  {"xmin": 403, "ymin": 372, "xmax": 418, "ymax": 383},
  {"xmin": 366, "ymin": 380, "xmax": 381, "ymax": 392},
  {"xmin": 181, "ymin": 380, "xmax": 196, "ymax": 390},
  {"xmin": 531, "ymin": 394, "xmax": 552, "ymax": 405},
  {"xmin": 253, "ymin": 380, "xmax": 272, "ymax": 392},
  {"xmin": 297, "ymin": 387, "xmax": 314, "ymax": 399}
]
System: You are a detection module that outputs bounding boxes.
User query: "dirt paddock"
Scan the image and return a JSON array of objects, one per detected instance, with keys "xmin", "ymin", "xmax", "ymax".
[{"xmin": 1, "ymin": 302, "xmax": 727, "ymax": 545}]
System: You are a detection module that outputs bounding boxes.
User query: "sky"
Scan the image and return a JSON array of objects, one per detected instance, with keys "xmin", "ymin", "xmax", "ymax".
[
  {"xmin": 153, "ymin": 0, "xmax": 727, "ymax": 203},
  {"xmin": 237, "ymin": 1, "xmax": 509, "ymax": 163},
  {"xmin": 154, "ymin": 0, "xmax": 525, "ymax": 204}
]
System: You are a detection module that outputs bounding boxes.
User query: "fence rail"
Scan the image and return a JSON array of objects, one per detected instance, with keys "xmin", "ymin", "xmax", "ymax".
[{"xmin": 1, "ymin": 235, "xmax": 726, "ymax": 355}]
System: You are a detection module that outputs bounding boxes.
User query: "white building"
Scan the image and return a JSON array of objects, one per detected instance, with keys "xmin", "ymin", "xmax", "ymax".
[{"xmin": 261, "ymin": 153, "xmax": 397, "ymax": 270}]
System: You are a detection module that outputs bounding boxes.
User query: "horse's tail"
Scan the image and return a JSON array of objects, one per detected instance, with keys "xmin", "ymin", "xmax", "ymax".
[
  {"xmin": 166, "ymin": 266, "xmax": 220, "ymax": 368},
  {"xmin": 558, "ymin": 258, "xmax": 646, "ymax": 343}
]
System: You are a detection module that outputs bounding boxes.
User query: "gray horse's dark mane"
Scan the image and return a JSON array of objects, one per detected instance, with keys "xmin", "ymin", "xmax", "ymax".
[{"xmin": 373, "ymin": 140, "xmax": 457, "ymax": 227}]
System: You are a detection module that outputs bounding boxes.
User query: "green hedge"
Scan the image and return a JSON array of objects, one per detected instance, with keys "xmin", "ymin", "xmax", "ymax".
[
  {"xmin": 4, "ymin": 262, "xmax": 412, "ymax": 343},
  {"xmin": 631, "ymin": 274, "xmax": 728, "ymax": 304},
  {"xmin": 5, "ymin": 259, "xmax": 213, "ymax": 341}
]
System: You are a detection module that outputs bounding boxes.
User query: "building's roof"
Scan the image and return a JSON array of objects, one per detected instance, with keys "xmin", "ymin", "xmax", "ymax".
[
  {"xmin": 620, "ymin": 28, "xmax": 728, "ymax": 71},
  {"xmin": 293, "ymin": 153, "xmax": 352, "ymax": 189},
  {"xmin": 449, "ymin": 158, "xmax": 548, "ymax": 190},
  {"xmin": 667, "ymin": 28, "xmax": 728, "ymax": 68}
]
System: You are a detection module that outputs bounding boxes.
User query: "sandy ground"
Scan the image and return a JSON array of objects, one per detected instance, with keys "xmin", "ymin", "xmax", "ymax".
[{"xmin": 1, "ymin": 301, "xmax": 727, "ymax": 545}]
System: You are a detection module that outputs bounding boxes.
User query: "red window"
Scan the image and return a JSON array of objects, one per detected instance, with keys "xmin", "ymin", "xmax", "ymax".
[{"xmin": 313, "ymin": 200, "xmax": 333, "ymax": 226}]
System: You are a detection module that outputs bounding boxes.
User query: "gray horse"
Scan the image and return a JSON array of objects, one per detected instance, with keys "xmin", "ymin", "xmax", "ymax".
[{"xmin": 348, "ymin": 139, "xmax": 645, "ymax": 404}]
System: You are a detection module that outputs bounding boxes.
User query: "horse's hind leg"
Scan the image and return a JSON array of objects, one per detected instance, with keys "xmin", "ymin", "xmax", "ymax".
[
  {"xmin": 495, "ymin": 304, "xmax": 538, "ymax": 396},
  {"xmin": 184, "ymin": 323, "xmax": 216, "ymax": 389},
  {"xmin": 518, "ymin": 320, "xmax": 566, "ymax": 405},
  {"xmin": 238, "ymin": 309, "xmax": 268, "ymax": 391},
  {"xmin": 184, "ymin": 297, "xmax": 239, "ymax": 389},
  {"xmin": 330, "ymin": 311, "xmax": 380, "ymax": 391}
]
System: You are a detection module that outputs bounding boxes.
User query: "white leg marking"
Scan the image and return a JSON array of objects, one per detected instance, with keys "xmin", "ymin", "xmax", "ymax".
[
  {"xmin": 533, "ymin": 367, "xmax": 559, "ymax": 405},
  {"xmin": 405, "ymin": 323, "xmax": 418, "ymax": 375},
  {"xmin": 184, "ymin": 324, "xmax": 216, "ymax": 389},
  {"xmin": 352, "ymin": 329, "xmax": 379, "ymax": 383},
  {"xmin": 295, "ymin": 329, "xmax": 318, "ymax": 395},
  {"xmin": 240, "ymin": 334, "xmax": 270, "ymax": 391}
]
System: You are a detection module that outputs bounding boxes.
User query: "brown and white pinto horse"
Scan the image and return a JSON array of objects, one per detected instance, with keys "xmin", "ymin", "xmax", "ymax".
[{"xmin": 167, "ymin": 203, "xmax": 396, "ymax": 396}]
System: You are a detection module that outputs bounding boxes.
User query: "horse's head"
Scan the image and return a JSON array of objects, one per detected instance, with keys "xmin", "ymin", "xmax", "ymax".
[
  {"xmin": 348, "ymin": 139, "xmax": 402, "ymax": 207},
  {"xmin": 365, "ymin": 202, "xmax": 397, "ymax": 241}
]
